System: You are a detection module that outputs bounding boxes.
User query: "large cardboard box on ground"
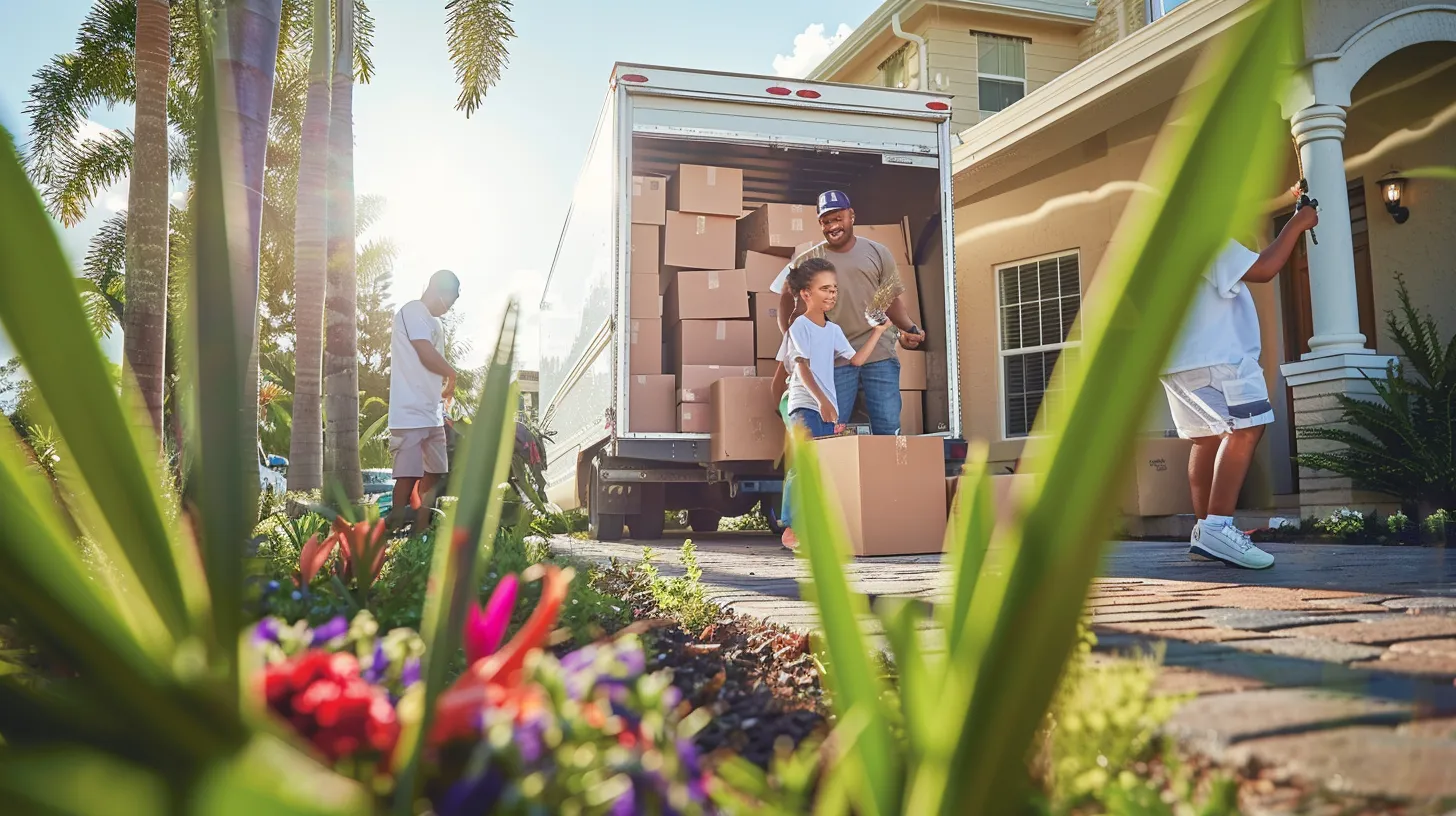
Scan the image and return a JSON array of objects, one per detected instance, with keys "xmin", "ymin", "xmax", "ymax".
[
  {"xmin": 1121, "ymin": 437, "xmax": 1195, "ymax": 517},
  {"xmin": 629, "ymin": 274, "xmax": 661, "ymax": 319},
  {"xmin": 709, "ymin": 378, "xmax": 783, "ymax": 461},
  {"xmin": 899, "ymin": 349, "xmax": 927, "ymax": 390},
  {"xmin": 628, "ymin": 374, "xmax": 675, "ymax": 433},
  {"xmin": 629, "ymin": 224, "xmax": 660, "ymax": 275},
  {"xmin": 628, "ymin": 318, "xmax": 662, "ymax": 375},
  {"xmin": 678, "ymin": 403, "xmax": 709, "ymax": 434},
  {"xmin": 815, "ymin": 435, "xmax": 947, "ymax": 556},
  {"xmin": 664, "ymin": 268, "xmax": 748, "ymax": 324},
  {"xmin": 668, "ymin": 165, "xmax": 743, "ymax": 217},
  {"xmin": 738, "ymin": 203, "xmax": 816, "ymax": 256},
  {"xmin": 900, "ymin": 391, "xmax": 924, "ymax": 435},
  {"xmin": 947, "ymin": 473, "xmax": 1038, "ymax": 527},
  {"xmin": 631, "ymin": 174, "xmax": 667, "ymax": 225},
  {"xmin": 663, "ymin": 211, "xmax": 736, "ymax": 270},
  {"xmin": 671, "ymin": 320, "xmax": 754, "ymax": 368},
  {"xmin": 741, "ymin": 250, "xmax": 787, "ymax": 293},
  {"xmin": 751, "ymin": 293, "xmax": 783, "ymax": 358},
  {"xmin": 677, "ymin": 364, "xmax": 756, "ymax": 404}
]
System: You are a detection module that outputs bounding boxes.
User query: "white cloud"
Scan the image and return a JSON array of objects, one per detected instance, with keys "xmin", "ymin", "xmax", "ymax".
[
  {"xmin": 75, "ymin": 118, "xmax": 117, "ymax": 144},
  {"xmin": 772, "ymin": 23, "xmax": 854, "ymax": 79}
]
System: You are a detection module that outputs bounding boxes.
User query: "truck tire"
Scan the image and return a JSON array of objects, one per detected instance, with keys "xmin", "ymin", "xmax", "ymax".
[
  {"xmin": 627, "ymin": 509, "xmax": 666, "ymax": 540},
  {"xmin": 687, "ymin": 508, "xmax": 722, "ymax": 533},
  {"xmin": 591, "ymin": 513, "xmax": 625, "ymax": 542}
]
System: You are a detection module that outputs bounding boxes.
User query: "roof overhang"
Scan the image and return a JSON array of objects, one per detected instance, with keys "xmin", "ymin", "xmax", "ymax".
[
  {"xmin": 952, "ymin": 0, "xmax": 1259, "ymax": 202},
  {"xmin": 808, "ymin": 0, "xmax": 1095, "ymax": 83}
]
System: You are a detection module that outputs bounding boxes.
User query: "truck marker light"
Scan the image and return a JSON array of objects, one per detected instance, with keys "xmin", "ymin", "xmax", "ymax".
[
  {"xmin": 926, "ymin": 101, "xmax": 950, "ymax": 111},
  {"xmin": 620, "ymin": 74, "xmax": 649, "ymax": 83},
  {"xmin": 766, "ymin": 86, "xmax": 792, "ymax": 96},
  {"xmin": 795, "ymin": 90, "xmax": 822, "ymax": 99}
]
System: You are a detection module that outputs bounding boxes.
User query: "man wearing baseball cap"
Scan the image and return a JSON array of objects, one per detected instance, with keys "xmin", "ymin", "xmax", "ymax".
[{"xmin": 769, "ymin": 190, "xmax": 926, "ymax": 434}]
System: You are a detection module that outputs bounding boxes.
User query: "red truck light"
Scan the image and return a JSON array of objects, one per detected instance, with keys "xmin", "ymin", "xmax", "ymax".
[
  {"xmin": 795, "ymin": 89, "xmax": 822, "ymax": 99},
  {"xmin": 926, "ymin": 101, "xmax": 950, "ymax": 111},
  {"xmin": 766, "ymin": 86, "xmax": 792, "ymax": 96},
  {"xmin": 620, "ymin": 74, "xmax": 649, "ymax": 83}
]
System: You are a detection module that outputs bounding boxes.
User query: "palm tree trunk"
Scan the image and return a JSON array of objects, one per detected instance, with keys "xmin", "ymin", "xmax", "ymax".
[
  {"xmin": 324, "ymin": 0, "xmax": 363, "ymax": 500},
  {"xmin": 216, "ymin": 0, "xmax": 282, "ymax": 483},
  {"xmin": 286, "ymin": 0, "xmax": 331, "ymax": 491},
  {"xmin": 123, "ymin": 0, "xmax": 171, "ymax": 437}
]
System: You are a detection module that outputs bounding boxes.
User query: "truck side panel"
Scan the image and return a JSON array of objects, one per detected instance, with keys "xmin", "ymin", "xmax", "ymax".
[{"xmin": 539, "ymin": 92, "xmax": 618, "ymax": 509}]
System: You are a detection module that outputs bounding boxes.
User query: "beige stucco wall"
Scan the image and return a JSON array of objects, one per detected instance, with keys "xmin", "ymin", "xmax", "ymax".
[
  {"xmin": 953, "ymin": 102, "xmax": 1286, "ymax": 484},
  {"xmin": 1303, "ymin": 0, "xmax": 1424, "ymax": 57}
]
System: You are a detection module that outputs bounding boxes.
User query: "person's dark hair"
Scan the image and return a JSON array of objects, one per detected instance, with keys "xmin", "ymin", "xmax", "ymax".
[{"xmin": 786, "ymin": 256, "xmax": 835, "ymax": 298}]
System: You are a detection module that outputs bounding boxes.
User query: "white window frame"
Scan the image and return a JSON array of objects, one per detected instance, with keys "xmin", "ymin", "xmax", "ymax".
[
  {"xmin": 995, "ymin": 250, "xmax": 1082, "ymax": 440},
  {"xmin": 973, "ymin": 32, "xmax": 1028, "ymax": 120},
  {"xmin": 1146, "ymin": 0, "xmax": 1191, "ymax": 22}
]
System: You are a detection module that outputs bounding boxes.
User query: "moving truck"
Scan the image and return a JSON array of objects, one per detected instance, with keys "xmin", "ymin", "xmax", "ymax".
[{"xmin": 538, "ymin": 63, "xmax": 966, "ymax": 541}]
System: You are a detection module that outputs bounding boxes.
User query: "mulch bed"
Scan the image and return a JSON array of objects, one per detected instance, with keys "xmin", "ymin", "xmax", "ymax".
[{"xmin": 590, "ymin": 567, "xmax": 830, "ymax": 768}]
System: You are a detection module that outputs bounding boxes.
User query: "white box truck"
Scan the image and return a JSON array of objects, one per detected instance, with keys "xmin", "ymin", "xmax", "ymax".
[{"xmin": 538, "ymin": 63, "xmax": 966, "ymax": 541}]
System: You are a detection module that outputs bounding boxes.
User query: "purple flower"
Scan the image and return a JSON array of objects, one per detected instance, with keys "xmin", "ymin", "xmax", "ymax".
[
  {"xmin": 609, "ymin": 780, "xmax": 638, "ymax": 816},
  {"xmin": 560, "ymin": 645, "xmax": 598, "ymax": 673},
  {"xmin": 515, "ymin": 720, "xmax": 544, "ymax": 764},
  {"xmin": 437, "ymin": 768, "xmax": 505, "ymax": 816},
  {"xmin": 615, "ymin": 644, "xmax": 645, "ymax": 677},
  {"xmin": 363, "ymin": 642, "xmax": 389, "ymax": 684},
  {"xmin": 401, "ymin": 657, "xmax": 421, "ymax": 687},
  {"xmin": 676, "ymin": 738, "xmax": 702, "ymax": 778},
  {"xmin": 252, "ymin": 618, "xmax": 280, "ymax": 645},
  {"xmin": 310, "ymin": 616, "xmax": 348, "ymax": 645}
]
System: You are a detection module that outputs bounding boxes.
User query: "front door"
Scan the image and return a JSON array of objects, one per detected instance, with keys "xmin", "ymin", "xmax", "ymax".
[{"xmin": 1275, "ymin": 178, "xmax": 1375, "ymax": 489}]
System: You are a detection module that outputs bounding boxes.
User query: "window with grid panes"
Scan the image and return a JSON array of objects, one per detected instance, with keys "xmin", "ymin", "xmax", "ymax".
[
  {"xmin": 997, "ymin": 252, "xmax": 1082, "ymax": 438},
  {"xmin": 976, "ymin": 32, "xmax": 1027, "ymax": 120}
]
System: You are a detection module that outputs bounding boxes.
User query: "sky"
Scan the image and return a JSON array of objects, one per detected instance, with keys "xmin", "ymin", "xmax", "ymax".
[{"xmin": 0, "ymin": 0, "xmax": 876, "ymax": 370}]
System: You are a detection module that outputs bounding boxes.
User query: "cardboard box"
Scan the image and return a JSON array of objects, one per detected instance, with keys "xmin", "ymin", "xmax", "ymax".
[
  {"xmin": 629, "ymin": 224, "xmax": 660, "ymax": 275},
  {"xmin": 663, "ymin": 211, "xmax": 736, "ymax": 270},
  {"xmin": 900, "ymin": 390, "xmax": 924, "ymax": 435},
  {"xmin": 751, "ymin": 292, "xmax": 783, "ymax": 357},
  {"xmin": 631, "ymin": 174, "xmax": 668, "ymax": 225},
  {"xmin": 709, "ymin": 378, "xmax": 783, "ymax": 461},
  {"xmin": 628, "ymin": 374, "xmax": 675, "ymax": 433},
  {"xmin": 899, "ymin": 265, "xmax": 923, "ymax": 325},
  {"xmin": 814, "ymin": 435, "xmax": 947, "ymax": 556},
  {"xmin": 678, "ymin": 403, "xmax": 710, "ymax": 434},
  {"xmin": 793, "ymin": 240, "xmax": 824, "ymax": 261},
  {"xmin": 663, "ymin": 268, "xmax": 748, "ymax": 325},
  {"xmin": 673, "ymin": 320, "xmax": 754, "ymax": 368},
  {"xmin": 1120, "ymin": 437, "xmax": 1195, "ymax": 517},
  {"xmin": 899, "ymin": 349, "xmax": 927, "ymax": 390},
  {"xmin": 629, "ymin": 274, "xmax": 661, "ymax": 319},
  {"xmin": 628, "ymin": 318, "xmax": 662, "ymax": 375},
  {"xmin": 668, "ymin": 164, "xmax": 744, "ymax": 217},
  {"xmin": 757, "ymin": 358, "xmax": 779, "ymax": 378},
  {"xmin": 741, "ymin": 250, "xmax": 788, "ymax": 293},
  {"xmin": 856, "ymin": 222, "xmax": 912, "ymax": 267},
  {"xmin": 947, "ymin": 473, "xmax": 1038, "ymax": 528},
  {"xmin": 738, "ymin": 203, "xmax": 817, "ymax": 256},
  {"xmin": 677, "ymin": 364, "xmax": 756, "ymax": 404}
]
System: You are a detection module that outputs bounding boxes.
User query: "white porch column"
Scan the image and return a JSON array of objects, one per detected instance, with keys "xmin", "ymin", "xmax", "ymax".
[{"xmin": 1290, "ymin": 104, "xmax": 1368, "ymax": 357}]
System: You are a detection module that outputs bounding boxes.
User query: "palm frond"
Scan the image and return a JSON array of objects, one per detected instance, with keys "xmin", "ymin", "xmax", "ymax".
[
  {"xmin": 356, "ymin": 237, "xmax": 398, "ymax": 288},
  {"xmin": 355, "ymin": 193, "xmax": 385, "ymax": 233},
  {"xmin": 42, "ymin": 127, "xmax": 134, "ymax": 227},
  {"xmin": 444, "ymin": 0, "xmax": 517, "ymax": 117},
  {"xmin": 80, "ymin": 211, "xmax": 129, "ymax": 336},
  {"xmin": 354, "ymin": 0, "xmax": 376, "ymax": 83},
  {"xmin": 22, "ymin": 0, "xmax": 137, "ymax": 183}
]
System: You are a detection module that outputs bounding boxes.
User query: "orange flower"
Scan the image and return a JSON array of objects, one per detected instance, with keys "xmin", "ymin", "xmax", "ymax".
[{"xmin": 296, "ymin": 518, "xmax": 390, "ymax": 588}]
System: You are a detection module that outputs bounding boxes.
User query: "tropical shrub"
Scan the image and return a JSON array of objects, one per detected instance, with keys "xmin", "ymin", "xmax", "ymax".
[
  {"xmin": 1297, "ymin": 277, "xmax": 1456, "ymax": 514},
  {"xmin": 1387, "ymin": 510, "xmax": 1411, "ymax": 535},
  {"xmin": 1316, "ymin": 507, "xmax": 1366, "ymax": 538}
]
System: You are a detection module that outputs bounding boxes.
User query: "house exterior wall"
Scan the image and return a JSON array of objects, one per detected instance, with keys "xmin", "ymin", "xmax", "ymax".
[
  {"xmin": 1079, "ymin": 0, "xmax": 1149, "ymax": 59},
  {"xmin": 1303, "ymin": 0, "xmax": 1426, "ymax": 57}
]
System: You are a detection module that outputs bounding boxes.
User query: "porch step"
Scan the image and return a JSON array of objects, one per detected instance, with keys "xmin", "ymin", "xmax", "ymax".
[{"xmin": 1122, "ymin": 513, "xmax": 1300, "ymax": 541}]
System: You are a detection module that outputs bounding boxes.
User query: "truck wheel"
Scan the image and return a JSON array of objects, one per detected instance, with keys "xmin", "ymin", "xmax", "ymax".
[
  {"xmin": 591, "ymin": 513, "xmax": 625, "ymax": 542},
  {"xmin": 687, "ymin": 508, "xmax": 722, "ymax": 533},
  {"xmin": 627, "ymin": 509, "xmax": 665, "ymax": 540}
]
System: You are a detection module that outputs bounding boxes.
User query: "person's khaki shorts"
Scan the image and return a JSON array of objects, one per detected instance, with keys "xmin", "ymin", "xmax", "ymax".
[{"xmin": 389, "ymin": 427, "xmax": 448, "ymax": 478}]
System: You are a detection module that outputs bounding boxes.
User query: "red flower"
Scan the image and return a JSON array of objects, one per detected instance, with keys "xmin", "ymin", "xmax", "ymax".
[
  {"xmin": 296, "ymin": 517, "xmax": 390, "ymax": 588},
  {"xmin": 262, "ymin": 650, "xmax": 399, "ymax": 763}
]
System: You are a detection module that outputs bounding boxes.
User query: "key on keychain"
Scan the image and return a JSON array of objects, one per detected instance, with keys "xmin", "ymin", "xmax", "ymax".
[{"xmin": 1296, "ymin": 178, "xmax": 1319, "ymax": 245}]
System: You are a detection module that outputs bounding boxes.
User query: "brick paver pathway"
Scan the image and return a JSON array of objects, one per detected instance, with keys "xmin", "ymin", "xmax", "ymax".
[{"xmin": 553, "ymin": 532, "xmax": 1456, "ymax": 806}]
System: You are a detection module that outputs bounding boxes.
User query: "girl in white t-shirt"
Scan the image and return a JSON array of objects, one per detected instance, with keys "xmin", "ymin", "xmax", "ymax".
[{"xmin": 779, "ymin": 257, "xmax": 889, "ymax": 550}]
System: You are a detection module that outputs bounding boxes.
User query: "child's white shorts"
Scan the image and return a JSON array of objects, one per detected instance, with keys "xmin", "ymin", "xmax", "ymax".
[{"xmin": 1160, "ymin": 358, "xmax": 1274, "ymax": 439}]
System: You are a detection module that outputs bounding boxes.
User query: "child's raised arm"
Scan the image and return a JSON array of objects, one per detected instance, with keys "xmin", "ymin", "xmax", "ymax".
[{"xmin": 845, "ymin": 322, "xmax": 891, "ymax": 368}]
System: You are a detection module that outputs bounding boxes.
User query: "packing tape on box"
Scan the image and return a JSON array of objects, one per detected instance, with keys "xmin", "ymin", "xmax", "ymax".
[
  {"xmin": 682, "ymin": 388, "xmax": 699, "ymax": 402},
  {"xmin": 895, "ymin": 435, "xmax": 909, "ymax": 466},
  {"xmin": 708, "ymin": 270, "xmax": 719, "ymax": 290},
  {"xmin": 715, "ymin": 321, "xmax": 726, "ymax": 340},
  {"xmin": 790, "ymin": 218, "xmax": 803, "ymax": 232},
  {"xmin": 707, "ymin": 167, "xmax": 717, "ymax": 186},
  {"xmin": 742, "ymin": 367, "xmax": 755, "ymax": 376},
  {"xmin": 637, "ymin": 375, "xmax": 647, "ymax": 385},
  {"xmin": 631, "ymin": 320, "xmax": 641, "ymax": 344},
  {"xmin": 683, "ymin": 408, "xmax": 694, "ymax": 420},
  {"xmin": 751, "ymin": 417, "xmax": 764, "ymax": 441},
  {"xmin": 633, "ymin": 178, "xmax": 642, "ymax": 197},
  {"xmin": 696, "ymin": 215, "xmax": 706, "ymax": 235}
]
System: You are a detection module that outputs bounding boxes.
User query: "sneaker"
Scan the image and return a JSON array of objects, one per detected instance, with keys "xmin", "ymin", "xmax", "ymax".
[
  {"xmin": 781, "ymin": 528, "xmax": 799, "ymax": 552},
  {"xmin": 1189, "ymin": 521, "xmax": 1274, "ymax": 569}
]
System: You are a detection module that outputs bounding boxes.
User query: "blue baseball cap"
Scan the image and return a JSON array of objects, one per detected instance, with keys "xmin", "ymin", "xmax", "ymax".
[{"xmin": 817, "ymin": 190, "xmax": 852, "ymax": 216}]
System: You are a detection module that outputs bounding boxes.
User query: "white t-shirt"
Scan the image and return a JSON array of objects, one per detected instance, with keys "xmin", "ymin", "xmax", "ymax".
[
  {"xmin": 1164, "ymin": 240, "xmax": 1262, "ymax": 375},
  {"xmin": 389, "ymin": 300, "xmax": 446, "ymax": 429},
  {"xmin": 784, "ymin": 317, "xmax": 855, "ymax": 417}
]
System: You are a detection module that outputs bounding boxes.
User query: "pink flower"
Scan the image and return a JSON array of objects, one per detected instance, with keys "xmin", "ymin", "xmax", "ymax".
[{"xmin": 465, "ymin": 574, "xmax": 519, "ymax": 665}]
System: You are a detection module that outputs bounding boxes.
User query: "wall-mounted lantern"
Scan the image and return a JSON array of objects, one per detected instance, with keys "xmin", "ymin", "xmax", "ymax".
[{"xmin": 1379, "ymin": 174, "xmax": 1409, "ymax": 224}]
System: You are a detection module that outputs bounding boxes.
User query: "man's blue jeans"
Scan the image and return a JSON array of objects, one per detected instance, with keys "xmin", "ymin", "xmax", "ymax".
[
  {"xmin": 833, "ymin": 357, "xmax": 903, "ymax": 435},
  {"xmin": 780, "ymin": 408, "xmax": 837, "ymax": 529}
]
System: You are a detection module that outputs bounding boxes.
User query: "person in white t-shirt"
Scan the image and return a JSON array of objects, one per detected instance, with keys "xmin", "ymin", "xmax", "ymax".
[
  {"xmin": 778, "ymin": 257, "xmax": 890, "ymax": 551},
  {"xmin": 387, "ymin": 270, "xmax": 460, "ymax": 532},
  {"xmin": 1163, "ymin": 199, "xmax": 1318, "ymax": 569}
]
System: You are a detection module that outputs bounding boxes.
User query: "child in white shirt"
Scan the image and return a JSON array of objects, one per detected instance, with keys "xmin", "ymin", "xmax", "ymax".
[{"xmin": 779, "ymin": 257, "xmax": 889, "ymax": 550}]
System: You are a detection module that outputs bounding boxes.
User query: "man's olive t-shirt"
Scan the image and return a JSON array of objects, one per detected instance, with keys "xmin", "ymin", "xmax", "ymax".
[{"xmin": 772, "ymin": 237, "xmax": 900, "ymax": 366}]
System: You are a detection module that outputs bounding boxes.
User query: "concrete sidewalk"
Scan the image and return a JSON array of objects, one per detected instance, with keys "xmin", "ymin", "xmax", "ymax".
[{"xmin": 554, "ymin": 533, "xmax": 1456, "ymax": 806}]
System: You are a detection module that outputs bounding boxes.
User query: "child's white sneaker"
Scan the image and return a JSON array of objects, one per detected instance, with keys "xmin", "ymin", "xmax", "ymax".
[{"xmin": 1190, "ymin": 519, "xmax": 1274, "ymax": 569}]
